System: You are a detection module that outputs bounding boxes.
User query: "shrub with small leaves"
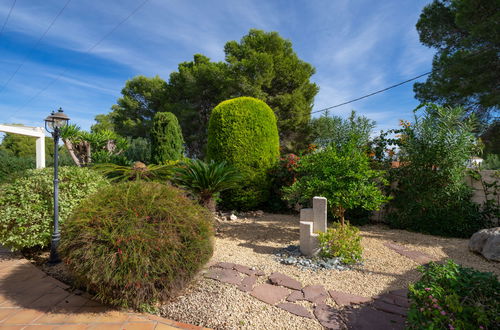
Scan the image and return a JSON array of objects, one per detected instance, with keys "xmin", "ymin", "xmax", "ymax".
[
  {"xmin": 408, "ymin": 260, "xmax": 499, "ymax": 329},
  {"xmin": 317, "ymin": 222, "xmax": 363, "ymax": 265},
  {"xmin": 0, "ymin": 166, "xmax": 109, "ymax": 250},
  {"xmin": 60, "ymin": 182, "xmax": 214, "ymax": 309}
]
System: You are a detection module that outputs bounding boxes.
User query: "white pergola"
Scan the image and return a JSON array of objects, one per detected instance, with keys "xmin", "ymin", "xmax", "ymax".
[{"xmin": 0, "ymin": 124, "xmax": 46, "ymax": 169}]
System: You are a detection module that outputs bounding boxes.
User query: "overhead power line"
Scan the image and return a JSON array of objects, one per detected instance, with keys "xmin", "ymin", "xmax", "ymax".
[
  {"xmin": 17, "ymin": 0, "xmax": 150, "ymax": 111},
  {"xmin": 0, "ymin": 0, "xmax": 72, "ymax": 96},
  {"xmin": 311, "ymin": 71, "xmax": 431, "ymax": 115},
  {"xmin": 0, "ymin": 0, "xmax": 16, "ymax": 38}
]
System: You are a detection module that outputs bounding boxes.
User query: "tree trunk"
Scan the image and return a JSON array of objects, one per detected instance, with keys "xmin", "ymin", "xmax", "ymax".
[
  {"xmin": 202, "ymin": 197, "xmax": 216, "ymax": 213},
  {"xmin": 63, "ymin": 139, "xmax": 82, "ymax": 167}
]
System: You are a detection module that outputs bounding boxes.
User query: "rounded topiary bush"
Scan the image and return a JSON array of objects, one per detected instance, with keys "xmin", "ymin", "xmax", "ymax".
[
  {"xmin": 0, "ymin": 166, "xmax": 109, "ymax": 250},
  {"xmin": 207, "ymin": 97, "xmax": 280, "ymax": 210},
  {"xmin": 60, "ymin": 181, "xmax": 214, "ymax": 309}
]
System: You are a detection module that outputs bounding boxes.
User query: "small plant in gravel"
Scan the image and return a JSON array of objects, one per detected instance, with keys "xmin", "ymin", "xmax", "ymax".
[
  {"xmin": 0, "ymin": 166, "xmax": 109, "ymax": 250},
  {"xmin": 317, "ymin": 222, "xmax": 363, "ymax": 265},
  {"xmin": 408, "ymin": 260, "xmax": 500, "ymax": 330},
  {"xmin": 60, "ymin": 181, "xmax": 214, "ymax": 310}
]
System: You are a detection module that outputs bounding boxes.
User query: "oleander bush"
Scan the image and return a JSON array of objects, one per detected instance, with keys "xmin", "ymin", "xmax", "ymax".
[
  {"xmin": 0, "ymin": 167, "xmax": 109, "ymax": 250},
  {"xmin": 317, "ymin": 222, "xmax": 363, "ymax": 265},
  {"xmin": 60, "ymin": 182, "xmax": 214, "ymax": 309},
  {"xmin": 207, "ymin": 97, "xmax": 280, "ymax": 210},
  {"xmin": 408, "ymin": 260, "xmax": 500, "ymax": 329}
]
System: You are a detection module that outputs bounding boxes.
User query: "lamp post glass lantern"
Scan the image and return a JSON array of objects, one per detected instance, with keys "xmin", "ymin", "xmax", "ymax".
[{"xmin": 44, "ymin": 108, "xmax": 69, "ymax": 264}]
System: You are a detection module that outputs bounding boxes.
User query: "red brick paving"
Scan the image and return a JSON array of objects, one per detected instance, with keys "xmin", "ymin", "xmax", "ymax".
[{"xmin": 0, "ymin": 247, "xmax": 205, "ymax": 330}]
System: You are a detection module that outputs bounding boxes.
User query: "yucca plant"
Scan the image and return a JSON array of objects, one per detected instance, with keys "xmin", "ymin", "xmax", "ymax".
[
  {"xmin": 92, "ymin": 161, "xmax": 173, "ymax": 182},
  {"xmin": 173, "ymin": 160, "xmax": 242, "ymax": 212}
]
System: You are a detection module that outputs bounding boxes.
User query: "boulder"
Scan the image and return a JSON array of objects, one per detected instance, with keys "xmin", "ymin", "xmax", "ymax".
[{"xmin": 469, "ymin": 227, "xmax": 500, "ymax": 262}]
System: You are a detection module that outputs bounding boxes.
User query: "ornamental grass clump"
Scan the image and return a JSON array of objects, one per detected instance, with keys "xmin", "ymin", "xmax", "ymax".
[{"xmin": 60, "ymin": 182, "xmax": 214, "ymax": 309}]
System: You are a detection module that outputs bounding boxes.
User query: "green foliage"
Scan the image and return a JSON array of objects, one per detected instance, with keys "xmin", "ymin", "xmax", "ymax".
[
  {"xmin": 173, "ymin": 160, "xmax": 242, "ymax": 212},
  {"xmin": 108, "ymin": 75, "xmax": 169, "ymax": 138},
  {"xmin": 92, "ymin": 161, "xmax": 173, "ymax": 182},
  {"xmin": 388, "ymin": 105, "xmax": 486, "ymax": 237},
  {"xmin": 482, "ymin": 154, "xmax": 500, "ymax": 170},
  {"xmin": 317, "ymin": 222, "xmax": 363, "ymax": 265},
  {"xmin": 0, "ymin": 167, "xmax": 109, "ymax": 250},
  {"xmin": 207, "ymin": 97, "xmax": 280, "ymax": 210},
  {"xmin": 414, "ymin": 0, "xmax": 500, "ymax": 121},
  {"xmin": 150, "ymin": 112, "xmax": 184, "ymax": 163},
  {"xmin": 125, "ymin": 137, "xmax": 151, "ymax": 163},
  {"xmin": 167, "ymin": 54, "xmax": 234, "ymax": 158},
  {"xmin": 267, "ymin": 153, "xmax": 302, "ymax": 212},
  {"xmin": 408, "ymin": 260, "xmax": 500, "ymax": 329},
  {"xmin": 91, "ymin": 114, "xmax": 115, "ymax": 133},
  {"xmin": 283, "ymin": 143, "xmax": 389, "ymax": 224},
  {"xmin": 0, "ymin": 150, "xmax": 34, "ymax": 183},
  {"xmin": 310, "ymin": 111, "xmax": 375, "ymax": 149},
  {"xmin": 480, "ymin": 120, "xmax": 500, "ymax": 156},
  {"xmin": 0, "ymin": 130, "xmax": 54, "ymax": 158},
  {"xmin": 225, "ymin": 29, "xmax": 319, "ymax": 152},
  {"xmin": 60, "ymin": 182, "xmax": 214, "ymax": 309}
]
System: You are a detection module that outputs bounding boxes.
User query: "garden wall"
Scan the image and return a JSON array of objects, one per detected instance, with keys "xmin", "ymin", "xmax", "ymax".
[{"xmin": 370, "ymin": 170, "xmax": 499, "ymax": 225}]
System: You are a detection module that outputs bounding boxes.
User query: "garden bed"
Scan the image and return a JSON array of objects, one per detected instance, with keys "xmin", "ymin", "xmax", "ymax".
[
  {"xmin": 25, "ymin": 212, "xmax": 499, "ymax": 329},
  {"xmin": 160, "ymin": 213, "xmax": 499, "ymax": 329}
]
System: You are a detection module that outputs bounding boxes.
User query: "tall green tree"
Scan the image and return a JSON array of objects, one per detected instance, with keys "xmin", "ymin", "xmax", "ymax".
[
  {"xmin": 107, "ymin": 75, "xmax": 168, "ymax": 138},
  {"xmin": 225, "ymin": 29, "xmax": 319, "ymax": 151},
  {"xmin": 414, "ymin": 0, "xmax": 500, "ymax": 121},
  {"xmin": 310, "ymin": 111, "xmax": 375, "ymax": 149},
  {"xmin": 150, "ymin": 112, "xmax": 184, "ymax": 163},
  {"xmin": 166, "ymin": 54, "xmax": 234, "ymax": 158}
]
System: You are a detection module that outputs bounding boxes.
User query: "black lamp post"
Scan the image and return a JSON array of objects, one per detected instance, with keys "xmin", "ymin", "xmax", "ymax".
[{"xmin": 44, "ymin": 108, "xmax": 70, "ymax": 265}]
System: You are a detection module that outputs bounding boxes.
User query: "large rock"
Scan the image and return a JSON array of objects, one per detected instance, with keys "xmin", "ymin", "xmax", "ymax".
[{"xmin": 469, "ymin": 227, "xmax": 500, "ymax": 262}]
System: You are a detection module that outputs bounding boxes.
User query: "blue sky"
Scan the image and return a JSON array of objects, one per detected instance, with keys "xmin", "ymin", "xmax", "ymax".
[{"xmin": 0, "ymin": 0, "xmax": 434, "ymax": 136}]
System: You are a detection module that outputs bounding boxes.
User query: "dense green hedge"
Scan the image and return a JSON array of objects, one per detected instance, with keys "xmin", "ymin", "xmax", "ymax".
[
  {"xmin": 207, "ymin": 97, "xmax": 280, "ymax": 210},
  {"xmin": 408, "ymin": 260, "xmax": 499, "ymax": 329},
  {"xmin": 151, "ymin": 112, "xmax": 184, "ymax": 163},
  {"xmin": 0, "ymin": 150, "xmax": 35, "ymax": 183},
  {"xmin": 60, "ymin": 182, "xmax": 214, "ymax": 309},
  {"xmin": 0, "ymin": 167, "xmax": 109, "ymax": 250}
]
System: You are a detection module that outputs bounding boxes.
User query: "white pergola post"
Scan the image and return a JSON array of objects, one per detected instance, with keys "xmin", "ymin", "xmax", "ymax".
[{"xmin": 0, "ymin": 125, "xmax": 46, "ymax": 169}]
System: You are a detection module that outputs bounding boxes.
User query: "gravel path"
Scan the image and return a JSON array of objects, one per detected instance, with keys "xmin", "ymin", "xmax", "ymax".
[{"xmin": 160, "ymin": 213, "xmax": 499, "ymax": 329}]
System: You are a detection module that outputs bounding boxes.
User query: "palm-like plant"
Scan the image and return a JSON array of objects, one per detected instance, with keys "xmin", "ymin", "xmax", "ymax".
[
  {"xmin": 92, "ymin": 161, "xmax": 173, "ymax": 182},
  {"xmin": 173, "ymin": 160, "xmax": 242, "ymax": 212}
]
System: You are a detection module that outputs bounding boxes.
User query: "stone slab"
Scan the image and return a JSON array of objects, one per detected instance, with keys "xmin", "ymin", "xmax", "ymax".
[
  {"xmin": 372, "ymin": 300, "xmax": 408, "ymax": 316},
  {"xmin": 238, "ymin": 275, "xmax": 257, "ymax": 292},
  {"xmin": 377, "ymin": 293, "xmax": 410, "ymax": 308},
  {"xmin": 269, "ymin": 272, "xmax": 302, "ymax": 290},
  {"xmin": 204, "ymin": 268, "xmax": 242, "ymax": 285},
  {"xmin": 250, "ymin": 284, "xmax": 290, "ymax": 305},
  {"xmin": 286, "ymin": 290, "xmax": 305, "ymax": 302},
  {"xmin": 277, "ymin": 303, "xmax": 313, "ymax": 319},
  {"xmin": 302, "ymin": 285, "xmax": 329, "ymax": 303},
  {"xmin": 346, "ymin": 306, "xmax": 405, "ymax": 330},
  {"xmin": 329, "ymin": 290, "xmax": 372, "ymax": 306},
  {"xmin": 213, "ymin": 262, "xmax": 236, "ymax": 270},
  {"xmin": 313, "ymin": 304, "xmax": 342, "ymax": 329}
]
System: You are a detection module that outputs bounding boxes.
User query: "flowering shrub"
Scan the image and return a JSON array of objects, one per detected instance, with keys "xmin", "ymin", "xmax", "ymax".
[
  {"xmin": 60, "ymin": 182, "xmax": 214, "ymax": 310},
  {"xmin": 408, "ymin": 260, "xmax": 499, "ymax": 329}
]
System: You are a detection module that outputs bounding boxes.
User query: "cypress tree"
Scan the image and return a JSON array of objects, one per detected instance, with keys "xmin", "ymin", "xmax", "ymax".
[{"xmin": 151, "ymin": 112, "xmax": 184, "ymax": 163}]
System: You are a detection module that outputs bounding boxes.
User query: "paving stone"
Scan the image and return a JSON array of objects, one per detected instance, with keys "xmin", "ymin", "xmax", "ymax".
[
  {"xmin": 302, "ymin": 285, "xmax": 329, "ymax": 303},
  {"xmin": 383, "ymin": 243, "xmax": 433, "ymax": 264},
  {"xmin": 212, "ymin": 262, "xmax": 236, "ymax": 270},
  {"xmin": 372, "ymin": 300, "xmax": 408, "ymax": 316},
  {"xmin": 329, "ymin": 290, "xmax": 372, "ymax": 306},
  {"xmin": 238, "ymin": 275, "xmax": 257, "ymax": 292},
  {"xmin": 250, "ymin": 284, "xmax": 290, "ymax": 305},
  {"xmin": 233, "ymin": 264, "xmax": 255, "ymax": 275},
  {"xmin": 204, "ymin": 268, "xmax": 242, "ymax": 285},
  {"xmin": 377, "ymin": 293, "xmax": 410, "ymax": 308},
  {"xmin": 286, "ymin": 290, "xmax": 304, "ymax": 302},
  {"xmin": 346, "ymin": 306, "xmax": 405, "ymax": 330},
  {"xmin": 268, "ymin": 272, "xmax": 302, "ymax": 290},
  {"xmin": 277, "ymin": 302, "xmax": 313, "ymax": 319},
  {"xmin": 388, "ymin": 288, "xmax": 408, "ymax": 298},
  {"xmin": 313, "ymin": 304, "xmax": 342, "ymax": 329}
]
